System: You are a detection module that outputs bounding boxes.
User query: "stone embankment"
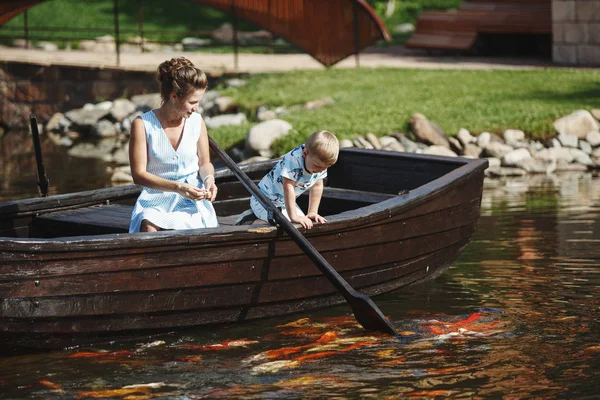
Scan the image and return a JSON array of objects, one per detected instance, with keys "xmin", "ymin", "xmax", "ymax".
[{"xmin": 39, "ymin": 78, "xmax": 600, "ymax": 183}]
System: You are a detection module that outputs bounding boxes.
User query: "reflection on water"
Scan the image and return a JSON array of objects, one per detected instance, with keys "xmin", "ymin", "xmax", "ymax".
[
  {"xmin": 1, "ymin": 133, "xmax": 599, "ymax": 398},
  {"xmin": 0, "ymin": 131, "xmax": 114, "ymax": 201}
]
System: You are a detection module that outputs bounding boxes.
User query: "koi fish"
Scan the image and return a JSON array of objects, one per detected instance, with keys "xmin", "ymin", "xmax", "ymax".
[
  {"xmin": 402, "ymin": 389, "xmax": 452, "ymax": 397},
  {"xmin": 399, "ymin": 331, "xmax": 418, "ymax": 336},
  {"xmin": 316, "ymin": 331, "xmax": 338, "ymax": 344},
  {"xmin": 375, "ymin": 349, "xmax": 396, "ymax": 359},
  {"xmin": 279, "ymin": 328, "xmax": 322, "ymax": 336},
  {"xmin": 584, "ymin": 346, "xmax": 600, "ymax": 353},
  {"xmin": 277, "ymin": 375, "xmax": 347, "ymax": 388},
  {"xmin": 340, "ymin": 341, "xmax": 377, "ymax": 352},
  {"xmin": 376, "ymin": 357, "xmax": 407, "ymax": 367},
  {"xmin": 76, "ymin": 386, "xmax": 151, "ymax": 399},
  {"xmin": 135, "ymin": 340, "xmax": 165, "ymax": 352},
  {"xmin": 76, "ymin": 382, "xmax": 171, "ymax": 399},
  {"xmin": 197, "ymin": 339, "xmax": 258, "ymax": 351},
  {"xmin": 454, "ymin": 313, "xmax": 482, "ymax": 326},
  {"xmin": 250, "ymin": 360, "xmax": 300, "ymax": 374},
  {"xmin": 38, "ymin": 380, "xmax": 64, "ymax": 392},
  {"xmin": 177, "ymin": 356, "xmax": 203, "ymax": 362},
  {"xmin": 319, "ymin": 315, "xmax": 360, "ymax": 327},
  {"xmin": 68, "ymin": 350, "xmax": 133, "ymax": 359},
  {"xmin": 276, "ymin": 318, "xmax": 312, "ymax": 328},
  {"xmin": 244, "ymin": 345, "xmax": 305, "ymax": 363},
  {"xmin": 427, "ymin": 366, "xmax": 471, "ymax": 375},
  {"xmin": 293, "ymin": 351, "xmax": 338, "ymax": 363}
]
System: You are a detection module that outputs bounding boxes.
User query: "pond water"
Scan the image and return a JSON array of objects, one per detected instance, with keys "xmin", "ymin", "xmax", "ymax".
[{"xmin": 0, "ymin": 133, "xmax": 599, "ymax": 399}]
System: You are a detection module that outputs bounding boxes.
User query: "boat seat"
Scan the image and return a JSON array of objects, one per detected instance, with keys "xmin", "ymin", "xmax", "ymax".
[
  {"xmin": 32, "ymin": 202, "xmax": 251, "ymax": 237},
  {"xmin": 33, "ymin": 204, "xmax": 133, "ymax": 237},
  {"xmin": 31, "ymin": 188, "xmax": 399, "ymax": 237},
  {"xmin": 321, "ymin": 187, "xmax": 396, "ymax": 204}
]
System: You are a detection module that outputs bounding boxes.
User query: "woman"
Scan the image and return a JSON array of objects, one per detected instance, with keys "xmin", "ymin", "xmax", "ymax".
[{"xmin": 128, "ymin": 57, "xmax": 218, "ymax": 232}]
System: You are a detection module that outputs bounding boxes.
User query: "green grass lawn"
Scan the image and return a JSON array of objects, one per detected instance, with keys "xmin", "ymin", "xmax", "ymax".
[
  {"xmin": 0, "ymin": 0, "xmax": 259, "ymax": 46},
  {"xmin": 209, "ymin": 68, "xmax": 600, "ymax": 154},
  {"xmin": 0, "ymin": 0, "xmax": 459, "ymax": 48}
]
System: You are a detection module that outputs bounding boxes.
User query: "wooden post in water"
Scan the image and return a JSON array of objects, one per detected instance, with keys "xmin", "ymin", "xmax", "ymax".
[
  {"xmin": 114, "ymin": 0, "xmax": 121, "ymax": 66},
  {"xmin": 29, "ymin": 114, "xmax": 49, "ymax": 197}
]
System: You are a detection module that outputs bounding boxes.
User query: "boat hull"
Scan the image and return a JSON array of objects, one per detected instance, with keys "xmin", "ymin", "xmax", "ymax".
[{"xmin": 0, "ymin": 149, "xmax": 487, "ymax": 348}]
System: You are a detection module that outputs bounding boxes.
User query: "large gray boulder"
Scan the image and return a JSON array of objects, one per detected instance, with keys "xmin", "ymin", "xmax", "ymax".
[
  {"xmin": 246, "ymin": 119, "xmax": 293, "ymax": 157},
  {"xmin": 205, "ymin": 113, "xmax": 247, "ymax": 129},
  {"xmin": 409, "ymin": 113, "xmax": 449, "ymax": 148},
  {"xmin": 110, "ymin": 99, "xmax": 137, "ymax": 122},
  {"xmin": 554, "ymin": 110, "xmax": 599, "ymax": 139}
]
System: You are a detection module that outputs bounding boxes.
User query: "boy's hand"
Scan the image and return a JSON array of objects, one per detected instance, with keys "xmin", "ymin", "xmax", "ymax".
[
  {"xmin": 307, "ymin": 212, "xmax": 327, "ymax": 224},
  {"xmin": 291, "ymin": 215, "xmax": 313, "ymax": 229}
]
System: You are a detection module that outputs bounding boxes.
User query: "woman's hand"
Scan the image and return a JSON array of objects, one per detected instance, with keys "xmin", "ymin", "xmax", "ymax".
[
  {"xmin": 203, "ymin": 175, "xmax": 218, "ymax": 201},
  {"xmin": 306, "ymin": 212, "xmax": 327, "ymax": 224},
  {"xmin": 176, "ymin": 182, "xmax": 209, "ymax": 201}
]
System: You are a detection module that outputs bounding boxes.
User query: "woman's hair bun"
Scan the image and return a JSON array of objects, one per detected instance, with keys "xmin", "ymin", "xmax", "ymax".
[{"xmin": 157, "ymin": 57, "xmax": 208, "ymax": 102}]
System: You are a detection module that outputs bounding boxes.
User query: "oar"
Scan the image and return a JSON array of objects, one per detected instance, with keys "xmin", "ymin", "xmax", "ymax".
[
  {"xmin": 29, "ymin": 113, "xmax": 49, "ymax": 197},
  {"xmin": 208, "ymin": 136, "xmax": 398, "ymax": 336}
]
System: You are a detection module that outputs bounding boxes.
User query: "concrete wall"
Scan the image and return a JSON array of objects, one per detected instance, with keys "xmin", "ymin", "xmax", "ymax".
[{"xmin": 553, "ymin": 0, "xmax": 600, "ymax": 65}]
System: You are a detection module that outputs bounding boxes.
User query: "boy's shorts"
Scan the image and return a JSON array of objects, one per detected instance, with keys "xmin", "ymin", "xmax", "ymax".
[{"xmin": 250, "ymin": 196, "xmax": 304, "ymax": 223}]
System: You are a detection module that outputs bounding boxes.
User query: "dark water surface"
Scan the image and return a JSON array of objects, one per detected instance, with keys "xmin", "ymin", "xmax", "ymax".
[
  {"xmin": 0, "ymin": 131, "xmax": 114, "ymax": 201},
  {"xmin": 1, "ymin": 133, "xmax": 599, "ymax": 398}
]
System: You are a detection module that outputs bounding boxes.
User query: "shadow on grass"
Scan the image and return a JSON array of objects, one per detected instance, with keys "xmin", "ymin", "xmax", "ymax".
[{"xmin": 514, "ymin": 84, "xmax": 600, "ymax": 107}]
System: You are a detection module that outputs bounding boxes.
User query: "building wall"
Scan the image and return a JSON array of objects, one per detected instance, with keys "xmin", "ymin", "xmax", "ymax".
[{"xmin": 553, "ymin": 0, "xmax": 600, "ymax": 65}]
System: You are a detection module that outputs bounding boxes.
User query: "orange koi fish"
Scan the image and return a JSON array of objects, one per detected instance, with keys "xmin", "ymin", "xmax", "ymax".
[
  {"xmin": 264, "ymin": 346, "xmax": 305, "ymax": 360},
  {"xmin": 76, "ymin": 387, "xmax": 151, "ymax": 399},
  {"xmin": 402, "ymin": 389, "xmax": 452, "ymax": 397},
  {"xmin": 68, "ymin": 350, "xmax": 133, "ymax": 359},
  {"xmin": 278, "ymin": 375, "xmax": 347, "ymax": 388},
  {"xmin": 584, "ymin": 346, "xmax": 600, "ymax": 353},
  {"xmin": 377, "ymin": 357, "xmax": 407, "ymax": 367},
  {"xmin": 320, "ymin": 315, "xmax": 360, "ymax": 327},
  {"xmin": 316, "ymin": 331, "xmax": 338, "ymax": 344},
  {"xmin": 76, "ymin": 382, "xmax": 170, "ymax": 399},
  {"xmin": 38, "ymin": 380, "xmax": 64, "ymax": 392},
  {"xmin": 341, "ymin": 341, "xmax": 377, "ymax": 352},
  {"xmin": 293, "ymin": 351, "xmax": 338, "ymax": 363},
  {"xmin": 427, "ymin": 366, "xmax": 471, "ymax": 375},
  {"xmin": 245, "ymin": 345, "xmax": 305, "ymax": 363},
  {"xmin": 454, "ymin": 313, "xmax": 482, "ymax": 326},
  {"xmin": 279, "ymin": 328, "xmax": 322, "ymax": 336}
]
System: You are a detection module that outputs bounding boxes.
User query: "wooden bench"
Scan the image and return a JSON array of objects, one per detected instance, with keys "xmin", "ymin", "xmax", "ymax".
[
  {"xmin": 31, "ymin": 187, "xmax": 400, "ymax": 237},
  {"xmin": 406, "ymin": 0, "xmax": 551, "ymax": 52},
  {"xmin": 33, "ymin": 204, "xmax": 133, "ymax": 237}
]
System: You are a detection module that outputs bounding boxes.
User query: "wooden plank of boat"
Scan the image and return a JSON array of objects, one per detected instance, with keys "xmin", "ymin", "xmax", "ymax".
[{"xmin": 0, "ymin": 148, "xmax": 488, "ymax": 348}]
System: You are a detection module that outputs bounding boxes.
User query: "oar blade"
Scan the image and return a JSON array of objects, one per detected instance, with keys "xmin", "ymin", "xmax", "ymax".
[{"xmin": 349, "ymin": 293, "xmax": 398, "ymax": 336}]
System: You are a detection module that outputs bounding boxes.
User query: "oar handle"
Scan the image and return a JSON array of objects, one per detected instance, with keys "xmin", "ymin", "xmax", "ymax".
[
  {"xmin": 208, "ymin": 136, "xmax": 398, "ymax": 336},
  {"xmin": 208, "ymin": 136, "xmax": 356, "ymax": 298},
  {"xmin": 29, "ymin": 113, "xmax": 49, "ymax": 197}
]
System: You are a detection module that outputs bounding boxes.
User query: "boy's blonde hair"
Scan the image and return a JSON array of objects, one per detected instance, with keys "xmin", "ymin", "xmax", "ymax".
[{"xmin": 305, "ymin": 130, "xmax": 339, "ymax": 165}]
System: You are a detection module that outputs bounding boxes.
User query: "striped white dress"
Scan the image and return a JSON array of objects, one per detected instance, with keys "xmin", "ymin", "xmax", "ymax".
[{"xmin": 129, "ymin": 110, "xmax": 218, "ymax": 233}]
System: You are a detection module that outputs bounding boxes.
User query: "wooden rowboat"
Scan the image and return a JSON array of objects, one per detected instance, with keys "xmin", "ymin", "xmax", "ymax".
[{"xmin": 0, "ymin": 149, "xmax": 487, "ymax": 348}]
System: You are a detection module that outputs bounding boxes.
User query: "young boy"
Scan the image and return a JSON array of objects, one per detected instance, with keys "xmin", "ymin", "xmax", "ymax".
[{"xmin": 250, "ymin": 130, "xmax": 339, "ymax": 229}]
